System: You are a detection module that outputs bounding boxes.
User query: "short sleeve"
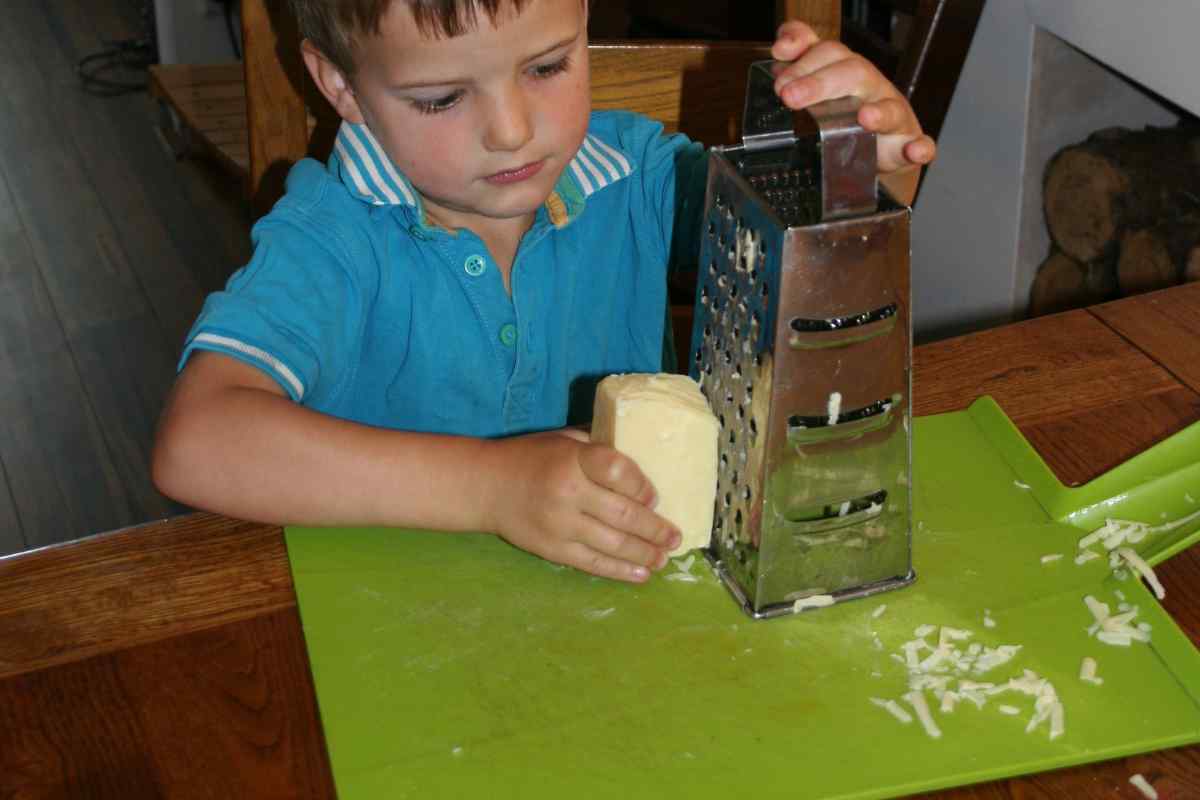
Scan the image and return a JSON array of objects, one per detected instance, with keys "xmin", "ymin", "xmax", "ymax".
[{"xmin": 180, "ymin": 216, "xmax": 375, "ymax": 405}]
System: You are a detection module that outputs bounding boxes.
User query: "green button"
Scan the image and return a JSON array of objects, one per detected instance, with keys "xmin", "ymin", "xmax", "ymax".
[
  {"xmin": 499, "ymin": 323, "xmax": 518, "ymax": 347},
  {"xmin": 464, "ymin": 254, "xmax": 487, "ymax": 276}
]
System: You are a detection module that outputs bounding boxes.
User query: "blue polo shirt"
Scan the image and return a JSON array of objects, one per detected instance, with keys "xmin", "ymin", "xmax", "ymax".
[{"xmin": 180, "ymin": 110, "xmax": 706, "ymax": 437}]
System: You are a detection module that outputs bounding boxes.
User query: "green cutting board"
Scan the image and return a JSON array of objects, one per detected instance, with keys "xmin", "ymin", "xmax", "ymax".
[{"xmin": 286, "ymin": 398, "xmax": 1200, "ymax": 799}]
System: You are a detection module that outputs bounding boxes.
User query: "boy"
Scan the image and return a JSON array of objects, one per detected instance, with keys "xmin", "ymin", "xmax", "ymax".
[{"xmin": 152, "ymin": 0, "xmax": 935, "ymax": 584}]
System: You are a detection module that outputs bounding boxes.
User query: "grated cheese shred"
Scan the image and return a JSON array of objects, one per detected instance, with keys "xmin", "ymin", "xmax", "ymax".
[
  {"xmin": 1129, "ymin": 773, "xmax": 1159, "ymax": 799},
  {"xmin": 1116, "ymin": 547, "xmax": 1166, "ymax": 600}
]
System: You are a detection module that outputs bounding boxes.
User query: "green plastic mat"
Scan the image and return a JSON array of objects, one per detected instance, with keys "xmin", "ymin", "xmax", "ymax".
[{"xmin": 286, "ymin": 398, "xmax": 1200, "ymax": 799}]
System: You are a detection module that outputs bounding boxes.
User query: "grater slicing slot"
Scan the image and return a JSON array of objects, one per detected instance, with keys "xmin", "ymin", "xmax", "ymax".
[
  {"xmin": 784, "ymin": 490, "xmax": 888, "ymax": 533},
  {"xmin": 788, "ymin": 304, "xmax": 900, "ymax": 348},
  {"xmin": 787, "ymin": 396, "xmax": 896, "ymax": 428},
  {"xmin": 786, "ymin": 403, "xmax": 897, "ymax": 444},
  {"xmin": 790, "ymin": 304, "xmax": 898, "ymax": 331}
]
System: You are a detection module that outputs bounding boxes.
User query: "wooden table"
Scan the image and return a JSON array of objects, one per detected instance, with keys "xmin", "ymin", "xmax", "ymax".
[{"xmin": 3, "ymin": 283, "xmax": 1199, "ymax": 799}]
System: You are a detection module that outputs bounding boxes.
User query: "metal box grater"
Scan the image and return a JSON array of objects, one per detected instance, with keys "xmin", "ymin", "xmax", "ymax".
[{"xmin": 688, "ymin": 61, "xmax": 915, "ymax": 619}]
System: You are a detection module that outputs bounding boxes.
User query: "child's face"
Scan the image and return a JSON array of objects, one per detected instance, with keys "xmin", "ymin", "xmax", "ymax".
[{"xmin": 343, "ymin": 0, "xmax": 590, "ymax": 233}]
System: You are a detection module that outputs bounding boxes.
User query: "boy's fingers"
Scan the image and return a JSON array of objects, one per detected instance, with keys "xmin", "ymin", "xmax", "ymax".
[
  {"xmin": 578, "ymin": 445, "xmax": 656, "ymax": 507},
  {"xmin": 876, "ymin": 133, "xmax": 937, "ymax": 173},
  {"xmin": 859, "ymin": 97, "xmax": 919, "ymax": 136},
  {"xmin": 582, "ymin": 489, "xmax": 680, "ymax": 552},
  {"xmin": 771, "ymin": 21, "xmax": 820, "ymax": 62},
  {"xmin": 579, "ymin": 512, "xmax": 670, "ymax": 570},
  {"xmin": 777, "ymin": 39, "xmax": 854, "ymax": 79},
  {"xmin": 776, "ymin": 55, "xmax": 881, "ymax": 111},
  {"xmin": 560, "ymin": 541, "xmax": 652, "ymax": 584},
  {"xmin": 904, "ymin": 135, "xmax": 937, "ymax": 165}
]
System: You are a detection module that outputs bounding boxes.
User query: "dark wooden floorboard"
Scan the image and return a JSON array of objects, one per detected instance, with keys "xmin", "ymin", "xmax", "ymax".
[
  {"xmin": 0, "ymin": 145, "xmax": 133, "ymax": 553},
  {"xmin": 0, "ymin": 2, "xmax": 152, "ymax": 335},
  {"xmin": 0, "ymin": 0, "xmax": 251, "ymax": 555},
  {"xmin": 0, "ymin": 482, "xmax": 21, "ymax": 558},
  {"xmin": 72, "ymin": 313, "xmax": 188, "ymax": 524}
]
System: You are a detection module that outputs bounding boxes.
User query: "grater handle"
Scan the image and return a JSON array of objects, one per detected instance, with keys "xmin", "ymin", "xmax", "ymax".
[{"xmin": 741, "ymin": 61, "xmax": 877, "ymax": 221}]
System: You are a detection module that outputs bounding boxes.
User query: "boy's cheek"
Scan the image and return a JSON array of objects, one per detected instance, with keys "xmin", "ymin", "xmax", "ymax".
[{"xmin": 549, "ymin": 80, "xmax": 592, "ymax": 148}]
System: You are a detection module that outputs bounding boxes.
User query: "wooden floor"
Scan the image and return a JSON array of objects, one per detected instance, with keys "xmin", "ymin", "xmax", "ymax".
[{"xmin": 0, "ymin": 0, "xmax": 251, "ymax": 556}]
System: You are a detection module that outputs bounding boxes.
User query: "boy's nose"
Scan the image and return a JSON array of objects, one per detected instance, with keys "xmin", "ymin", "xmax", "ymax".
[{"xmin": 483, "ymin": 89, "xmax": 534, "ymax": 152}]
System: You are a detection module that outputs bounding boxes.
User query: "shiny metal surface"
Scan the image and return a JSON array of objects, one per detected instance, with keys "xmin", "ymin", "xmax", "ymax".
[{"xmin": 688, "ymin": 65, "xmax": 914, "ymax": 618}]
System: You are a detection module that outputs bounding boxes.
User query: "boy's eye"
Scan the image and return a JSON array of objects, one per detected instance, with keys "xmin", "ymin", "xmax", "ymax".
[
  {"xmin": 411, "ymin": 90, "xmax": 464, "ymax": 115},
  {"xmin": 531, "ymin": 56, "xmax": 571, "ymax": 79}
]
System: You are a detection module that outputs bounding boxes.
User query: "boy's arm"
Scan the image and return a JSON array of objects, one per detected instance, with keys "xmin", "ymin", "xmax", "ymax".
[{"xmin": 152, "ymin": 352, "xmax": 679, "ymax": 583}]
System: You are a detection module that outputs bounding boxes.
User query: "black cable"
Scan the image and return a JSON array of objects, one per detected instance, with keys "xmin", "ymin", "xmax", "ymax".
[
  {"xmin": 75, "ymin": 0, "xmax": 155, "ymax": 97},
  {"xmin": 77, "ymin": 37, "xmax": 155, "ymax": 96},
  {"xmin": 223, "ymin": 0, "xmax": 242, "ymax": 60}
]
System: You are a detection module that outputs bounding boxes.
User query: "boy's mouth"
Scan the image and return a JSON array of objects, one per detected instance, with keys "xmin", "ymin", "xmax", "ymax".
[{"xmin": 484, "ymin": 160, "xmax": 545, "ymax": 185}]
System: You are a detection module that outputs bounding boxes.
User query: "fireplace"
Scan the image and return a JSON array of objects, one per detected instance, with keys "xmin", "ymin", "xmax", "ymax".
[{"xmin": 908, "ymin": 0, "xmax": 1199, "ymax": 341}]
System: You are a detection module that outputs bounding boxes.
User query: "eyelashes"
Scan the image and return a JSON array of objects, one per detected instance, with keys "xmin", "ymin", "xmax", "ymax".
[
  {"xmin": 412, "ymin": 91, "xmax": 464, "ymax": 115},
  {"xmin": 409, "ymin": 55, "xmax": 573, "ymax": 115},
  {"xmin": 531, "ymin": 55, "xmax": 571, "ymax": 79}
]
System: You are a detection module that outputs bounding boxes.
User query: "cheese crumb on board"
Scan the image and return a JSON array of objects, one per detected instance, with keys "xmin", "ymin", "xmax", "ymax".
[
  {"xmin": 1129, "ymin": 773, "xmax": 1159, "ymax": 799},
  {"xmin": 1116, "ymin": 547, "xmax": 1166, "ymax": 600},
  {"xmin": 665, "ymin": 554, "xmax": 701, "ymax": 582},
  {"xmin": 1079, "ymin": 656, "xmax": 1103, "ymax": 686},
  {"xmin": 591, "ymin": 373, "xmax": 719, "ymax": 556},
  {"xmin": 584, "ymin": 607, "xmax": 616, "ymax": 620},
  {"xmin": 870, "ymin": 697, "xmax": 913, "ymax": 724},
  {"xmin": 1078, "ymin": 509, "xmax": 1200, "ymax": 554},
  {"xmin": 1083, "ymin": 594, "xmax": 1150, "ymax": 645},
  {"xmin": 903, "ymin": 690, "xmax": 942, "ymax": 739},
  {"xmin": 1040, "ymin": 553, "xmax": 1062, "ymax": 564},
  {"xmin": 872, "ymin": 604, "xmax": 887, "ymax": 619},
  {"xmin": 793, "ymin": 594, "xmax": 835, "ymax": 612}
]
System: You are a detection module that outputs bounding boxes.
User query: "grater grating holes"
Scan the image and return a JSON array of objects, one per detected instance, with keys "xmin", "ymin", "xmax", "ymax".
[{"xmin": 697, "ymin": 188, "xmax": 773, "ymax": 554}]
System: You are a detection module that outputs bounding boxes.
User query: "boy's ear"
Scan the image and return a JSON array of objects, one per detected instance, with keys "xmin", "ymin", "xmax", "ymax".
[{"xmin": 300, "ymin": 39, "xmax": 366, "ymax": 125}]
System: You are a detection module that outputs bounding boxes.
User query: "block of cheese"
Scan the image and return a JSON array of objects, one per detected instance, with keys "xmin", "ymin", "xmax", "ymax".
[{"xmin": 591, "ymin": 373, "xmax": 719, "ymax": 556}]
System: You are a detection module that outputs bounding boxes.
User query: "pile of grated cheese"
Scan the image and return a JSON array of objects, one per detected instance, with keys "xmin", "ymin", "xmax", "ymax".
[
  {"xmin": 1083, "ymin": 593, "xmax": 1152, "ymax": 646},
  {"xmin": 870, "ymin": 625, "xmax": 1065, "ymax": 740},
  {"xmin": 1070, "ymin": 507, "xmax": 1200, "ymax": 598}
]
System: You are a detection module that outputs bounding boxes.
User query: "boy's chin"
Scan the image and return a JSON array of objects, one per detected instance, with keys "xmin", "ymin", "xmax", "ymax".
[{"xmin": 476, "ymin": 191, "xmax": 554, "ymax": 220}]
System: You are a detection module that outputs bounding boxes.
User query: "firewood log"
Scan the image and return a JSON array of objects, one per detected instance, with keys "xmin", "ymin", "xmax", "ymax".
[
  {"xmin": 1043, "ymin": 124, "xmax": 1200, "ymax": 263},
  {"xmin": 1029, "ymin": 249, "xmax": 1117, "ymax": 317},
  {"xmin": 1117, "ymin": 214, "xmax": 1200, "ymax": 294}
]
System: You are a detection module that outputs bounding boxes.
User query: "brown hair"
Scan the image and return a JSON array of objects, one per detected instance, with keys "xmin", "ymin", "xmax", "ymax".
[{"xmin": 289, "ymin": 0, "xmax": 532, "ymax": 76}]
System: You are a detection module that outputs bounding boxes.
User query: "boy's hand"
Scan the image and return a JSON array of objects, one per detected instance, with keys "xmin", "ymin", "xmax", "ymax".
[
  {"xmin": 484, "ymin": 430, "xmax": 681, "ymax": 584},
  {"xmin": 771, "ymin": 21, "xmax": 936, "ymax": 173}
]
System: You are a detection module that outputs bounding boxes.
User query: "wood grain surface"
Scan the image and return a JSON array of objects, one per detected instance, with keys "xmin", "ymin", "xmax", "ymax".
[
  {"xmin": 914, "ymin": 308, "xmax": 1200, "ymax": 486},
  {"xmin": 0, "ymin": 610, "xmax": 336, "ymax": 799},
  {"xmin": 0, "ymin": 514, "xmax": 293, "ymax": 680},
  {"xmin": 1091, "ymin": 281, "xmax": 1200, "ymax": 395}
]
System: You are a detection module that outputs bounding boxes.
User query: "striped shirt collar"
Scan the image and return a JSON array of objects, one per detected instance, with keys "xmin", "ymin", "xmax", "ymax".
[{"xmin": 330, "ymin": 120, "xmax": 636, "ymax": 228}]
